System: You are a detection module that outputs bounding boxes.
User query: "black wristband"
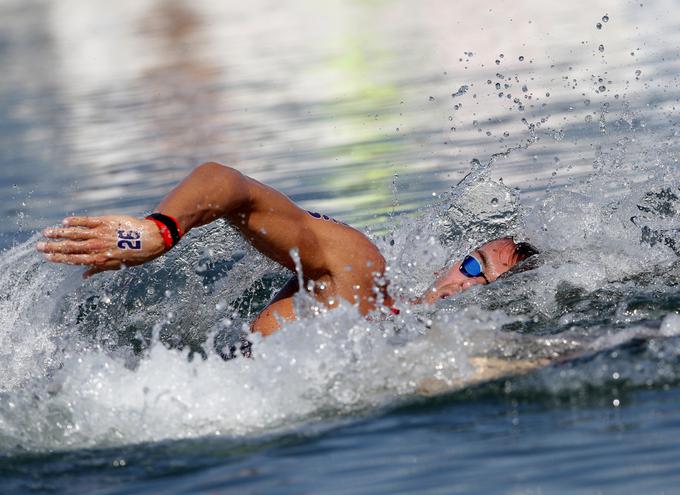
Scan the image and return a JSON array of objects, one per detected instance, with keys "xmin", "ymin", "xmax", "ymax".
[{"xmin": 146, "ymin": 213, "xmax": 182, "ymax": 247}]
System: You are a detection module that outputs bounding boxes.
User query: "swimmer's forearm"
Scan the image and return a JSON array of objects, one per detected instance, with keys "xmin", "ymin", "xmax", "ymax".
[
  {"xmin": 154, "ymin": 162, "xmax": 251, "ymax": 234},
  {"xmin": 37, "ymin": 163, "xmax": 254, "ymax": 276}
]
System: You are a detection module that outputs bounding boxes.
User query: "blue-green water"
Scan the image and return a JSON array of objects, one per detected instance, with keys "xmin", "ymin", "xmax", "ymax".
[
  {"xmin": 2, "ymin": 1, "xmax": 680, "ymax": 494},
  {"xmin": 4, "ymin": 387, "xmax": 680, "ymax": 495}
]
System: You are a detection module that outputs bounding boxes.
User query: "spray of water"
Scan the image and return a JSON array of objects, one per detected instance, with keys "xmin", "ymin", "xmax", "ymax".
[{"xmin": 2, "ymin": 80, "xmax": 680, "ymax": 454}]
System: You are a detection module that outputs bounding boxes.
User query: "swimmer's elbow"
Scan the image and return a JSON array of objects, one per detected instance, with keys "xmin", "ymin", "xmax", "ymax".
[
  {"xmin": 371, "ymin": 253, "xmax": 387, "ymax": 275},
  {"xmin": 191, "ymin": 161, "xmax": 252, "ymax": 209},
  {"xmin": 193, "ymin": 161, "xmax": 244, "ymax": 183},
  {"xmin": 359, "ymin": 242, "xmax": 387, "ymax": 278}
]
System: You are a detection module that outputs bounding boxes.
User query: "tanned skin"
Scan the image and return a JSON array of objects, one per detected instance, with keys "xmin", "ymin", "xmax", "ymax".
[{"xmin": 36, "ymin": 162, "xmax": 526, "ymax": 336}]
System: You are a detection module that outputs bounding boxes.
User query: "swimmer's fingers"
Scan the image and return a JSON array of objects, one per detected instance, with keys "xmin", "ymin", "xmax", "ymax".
[
  {"xmin": 42, "ymin": 227, "xmax": 99, "ymax": 240},
  {"xmin": 36, "ymin": 239, "xmax": 103, "ymax": 255},
  {"xmin": 62, "ymin": 216, "xmax": 105, "ymax": 228}
]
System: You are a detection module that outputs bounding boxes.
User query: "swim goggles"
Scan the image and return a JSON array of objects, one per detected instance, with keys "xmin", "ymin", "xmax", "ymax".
[{"xmin": 459, "ymin": 254, "xmax": 489, "ymax": 283}]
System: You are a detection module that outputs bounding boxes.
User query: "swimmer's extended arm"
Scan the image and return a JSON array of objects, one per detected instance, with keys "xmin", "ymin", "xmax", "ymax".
[
  {"xmin": 38, "ymin": 162, "xmax": 382, "ymax": 283},
  {"xmin": 153, "ymin": 161, "xmax": 373, "ymax": 277}
]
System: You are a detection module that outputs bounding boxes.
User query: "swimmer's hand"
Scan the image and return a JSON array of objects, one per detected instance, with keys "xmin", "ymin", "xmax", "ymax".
[{"xmin": 36, "ymin": 216, "xmax": 166, "ymax": 278}]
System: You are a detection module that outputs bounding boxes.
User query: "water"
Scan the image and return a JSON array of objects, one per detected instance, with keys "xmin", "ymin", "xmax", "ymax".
[{"xmin": 2, "ymin": 0, "xmax": 680, "ymax": 493}]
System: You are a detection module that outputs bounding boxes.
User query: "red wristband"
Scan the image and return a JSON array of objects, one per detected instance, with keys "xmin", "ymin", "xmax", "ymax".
[
  {"xmin": 147, "ymin": 218, "xmax": 174, "ymax": 250},
  {"xmin": 146, "ymin": 213, "xmax": 183, "ymax": 250}
]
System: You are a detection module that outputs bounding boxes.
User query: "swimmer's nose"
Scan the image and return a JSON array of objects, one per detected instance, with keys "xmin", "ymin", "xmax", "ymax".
[
  {"xmin": 461, "ymin": 280, "xmax": 477, "ymax": 290},
  {"xmin": 437, "ymin": 284, "xmax": 462, "ymax": 299}
]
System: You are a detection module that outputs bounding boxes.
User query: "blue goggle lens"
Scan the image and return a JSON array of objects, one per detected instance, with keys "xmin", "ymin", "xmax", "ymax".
[{"xmin": 460, "ymin": 255, "xmax": 483, "ymax": 277}]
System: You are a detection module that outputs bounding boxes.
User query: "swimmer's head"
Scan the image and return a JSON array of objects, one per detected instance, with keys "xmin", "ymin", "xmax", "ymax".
[{"xmin": 424, "ymin": 237, "xmax": 539, "ymax": 303}]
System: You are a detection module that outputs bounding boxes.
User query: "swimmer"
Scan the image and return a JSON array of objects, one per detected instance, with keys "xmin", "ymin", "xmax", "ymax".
[{"xmin": 36, "ymin": 162, "xmax": 538, "ymax": 336}]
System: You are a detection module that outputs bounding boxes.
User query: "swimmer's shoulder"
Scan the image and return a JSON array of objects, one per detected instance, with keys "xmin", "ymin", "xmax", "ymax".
[{"xmin": 304, "ymin": 210, "xmax": 386, "ymax": 280}]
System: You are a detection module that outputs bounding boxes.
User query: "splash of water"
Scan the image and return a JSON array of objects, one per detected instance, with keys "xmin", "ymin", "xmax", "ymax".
[{"xmin": 2, "ymin": 89, "xmax": 680, "ymax": 454}]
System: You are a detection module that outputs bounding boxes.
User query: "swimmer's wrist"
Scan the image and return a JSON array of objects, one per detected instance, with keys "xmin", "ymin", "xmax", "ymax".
[{"xmin": 145, "ymin": 213, "xmax": 183, "ymax": 251}]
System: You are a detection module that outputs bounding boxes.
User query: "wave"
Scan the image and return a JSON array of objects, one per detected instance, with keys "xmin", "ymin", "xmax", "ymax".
[{"xmin": 1, "ymin": 101, "xmax": 680, "ymax": 454}]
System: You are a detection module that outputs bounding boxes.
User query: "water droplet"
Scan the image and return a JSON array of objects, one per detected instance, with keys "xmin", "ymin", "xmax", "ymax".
[
  {"xmin": 495, "ymin": 59, "xmax": 501, "ymax": 65},
  {"xmin": 490, "ymin": 197, "xmax": 499, "ymax": 206},
  {"xmin": 635, "ymin": 69, "xmax": 642, "ymax": 77},
  {"xmin": 598, "ymin": 44, "xmax": 605, "ymax": 52},
  {"xmin": 545, "ymin": 92, "xmax": 550, "ymax": 97},
  {"xmin": 428, "ymin": 96, "xmax": 435, "ymax": 101},
  {"xmin": 598, "ymin": 85, "xmax": 606, "ymax": 92},
  {"xmin": 585, "ymin": 114, "xmax": 593, "ymax": 123},
  {"xmin": 584, "ymin": 99, "xmax": 591, "ymax": 105},
  {"xmin": 518, "ymin": 55, "xmax": 525, "ymax": 61},
  {"xmin": 503, "ymin": 131, "xmax": 510, "ymax": 137},
  {"xmin": 495, "ymin": 82, "xmax": 501, "ymax": 90},
  {"xmin": 596, "ymin": 22, "xmax": 602, "ymax": 29},
  {"xmin": 451, "ymin": 85, "xmax": 469, "ymax": 98},
  {"xmin": 602, "ymin": 14, "xmax": 609, "ymax": 22},
  {"xmin": 521, "ymin": 85, "xmax": 528, "ymax": 92}
]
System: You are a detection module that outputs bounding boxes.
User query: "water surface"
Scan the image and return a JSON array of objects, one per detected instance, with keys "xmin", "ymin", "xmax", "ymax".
[{"xmin": 2, "ymin": 0, "xmax": 680, "ymax": 494}]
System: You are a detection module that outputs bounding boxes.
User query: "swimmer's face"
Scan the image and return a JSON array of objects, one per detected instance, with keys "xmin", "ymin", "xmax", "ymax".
[{"xmin": 424, "ymin": 238, "xmax": 537, "ymax": 303}]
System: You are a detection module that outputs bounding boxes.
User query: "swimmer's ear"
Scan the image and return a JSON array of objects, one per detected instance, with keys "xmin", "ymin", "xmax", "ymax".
[
  {"xmin": 515, "ymin": 242, "xmax": 540, "ymax": 262},
  {"xmin": 499, "ymin": 253, "xmax": 542, "ymax": 280}
]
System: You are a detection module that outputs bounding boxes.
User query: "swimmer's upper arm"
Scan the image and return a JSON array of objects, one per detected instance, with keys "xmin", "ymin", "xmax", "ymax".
[
  {"xmin": 159, "ymin": 162, "xmax": 385, "ymax": 298},
  {"xmin": 232, "ymin": 173, "xmax": 381, "ymax": 280}
]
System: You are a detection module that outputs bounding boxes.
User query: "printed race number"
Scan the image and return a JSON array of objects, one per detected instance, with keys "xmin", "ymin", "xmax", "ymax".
[{"xmin": 117, "ymin": 230, "xmax": 141, "ymax": 250}]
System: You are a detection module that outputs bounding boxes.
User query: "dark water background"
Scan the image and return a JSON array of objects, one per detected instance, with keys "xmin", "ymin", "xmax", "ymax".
[{"xmin": 3, "ymin": 0, "xmax": 680, "ymax": 494}]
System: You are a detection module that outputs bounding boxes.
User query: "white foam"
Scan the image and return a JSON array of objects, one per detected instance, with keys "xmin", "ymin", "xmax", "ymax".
[
  {"xmin": 2, "ymin": 122, "xmax": 680, "ymax": 452},
  {"xmin": 660, "ymin": 313, "xmax": 680, "ymax": 337}
]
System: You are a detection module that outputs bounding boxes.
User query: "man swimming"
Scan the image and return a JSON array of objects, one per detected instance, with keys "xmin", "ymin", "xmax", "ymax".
[{"xmin": 36, "ymin": 162, "xmax": 538, "ymax": 335}]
